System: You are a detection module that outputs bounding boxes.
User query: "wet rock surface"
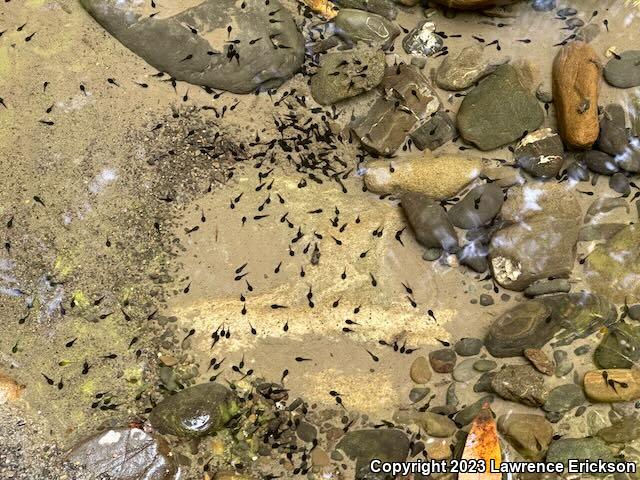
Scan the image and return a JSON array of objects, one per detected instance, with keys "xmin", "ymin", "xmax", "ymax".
[
  {"xmin": 497, "ymin": 414, "xmax": 553, "ymax": 460},
  {"xmin": 514, "ymin": 128, "xmax": 564, "ymax": 178},
  {"xmin": 410, "ymin": 111, "xmax": 456, "ymax": 151},
  {"xmin": 68, "ymin": 428, "xmax": 178, "ymax": 480},
  {"xmin": 80, "ymin": 0, "xmax": 304, "ymax": 94},
  {"xmin": 401, "ymin": 193, "xmax": 459, "ymax": 252},
  {"xmin": 604, "ymin": 50, "xmax": 640, "ymax": 88},
  {"xmin": 447, "ymin": 183, "xmax": 503, "ymax": 230},
  {"xmin": 336, "ymin": 429, "xmax": 409, "ymax": 479},
  {"xmin": 335, "ymin": 9, "xmax": 400, "ymax": 49},
  {"xmin": 436, "ymin": 45, "xmax": 505, "ymax": 91},
  {"xmin": 402, "ymin": 21, "xmax": 444, "ymax": 57},
  {"xmin": 491, "ymin": 365, "xmax": 548, "ymax": 406},
  {"xmin": 457, "ymin": 64, "xmax": 543, "ymax": 150}
]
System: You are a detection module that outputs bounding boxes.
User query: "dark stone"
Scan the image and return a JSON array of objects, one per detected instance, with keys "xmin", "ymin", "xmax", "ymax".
[
  {"xmin": 447, "ymin": 183, "xmax": 503, "ymax": 230},
  {"xmin": 429, "ymin": 348, "xmax": 457, "ymax": 373},
  {"xmin": 595, "ymin": 324, "xmax": 640, "ymax": 369},
  {"xmin": 491, "ymin": 365, "xmax": 548, "ymax": 407},
  {"xmin": 584, "ymin": 150, "xmax": 620, "ymax": 175},
  {"xmin": 401, "ymin": 192, "xmax": 459, "ymax": 252},
  {"xmin": 609, "ymin": 173, "xmax": 631, "ymax": 195},
  {"xmin": 402, "ymin": 21, "xmax": 444, "ymax": 57},
  {"xmin": 604, "ymin": 50, "xmax": 640, "ymax": 88},
  {"xmin": 531, "ymin": 0, "xmax": 556, "ymax": 11},
  {"xmin": 514, "ymin": 128, "xmax": 564, "ymax": 178},
  {"xmin": 410, "ymin": 112, "xmax": 456, "ymax": 151},
  {"xmin": 596, "ymin": 104, "xmax": 628, "ymax": 156},
  {"xmin": 79, "ymin": 0, "xmax": 304, "ymax": 94},
  {"xmin": 336, "ymin": 429, "xmax": 410, "ymax": 479}
]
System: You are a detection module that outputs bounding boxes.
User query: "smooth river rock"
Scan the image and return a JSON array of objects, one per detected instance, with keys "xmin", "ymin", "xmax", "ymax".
[
  {"xmin": 604, "ymin": 50, "xmax": 640, "ymax": 88},
  {"xmin": 363, "ymin": 154, "xmax": 482, "ymax": 199},
  {"xmin": 334, "ymin": 9, "xmax": 400, "ymax": 50},
  {"xmin": 447, "ymin": 183, "xmax": 503, "ymax": 230},
  {"xmin": 497, "ymin": 414, "xmax": 553, "ymax": 460},
  {"xmin": 79, "ymin": 0, "xmax": 304, "ymax": 94},
  {"xmin": 331, "ymin": 0, "xmax": 398, "ymax": 19},
  {"xmin": 401, "ymin": 193, "xmax": 459, "ymax": 252},
  {"xmin": 546, "ymin": 437, "xmax": 615, "ymax": 465},
  {"xmin": 514, "ymin": 128, "xmax": 564, "ymax": 178},
  {"xmin": 457, "ymin": 64, "xmax": 543, "ymax": 151},
  {"xmin": 594, "ymin": 323, "xmax": 640, "ymax": 369},
  {"xmin": 584, "ymin": 369, "xmax": 640, "ymax": 403},
  {"xmin": 552, "ymin": 41, "xmax": 601, "ymax": 148},
  {"xmin": 436, "ymin": 45, "xmax": 506, "ymax": 91}
]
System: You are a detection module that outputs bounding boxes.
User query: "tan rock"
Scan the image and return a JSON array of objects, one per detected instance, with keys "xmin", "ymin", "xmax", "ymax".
[
  {"xmin": 524, "ymin": 348, "xmax": 555, "ymax": 376},
  {"xmin": 430, "ymin": 0, "xmax": 519, "ymax": 9},
  {"xmin": 424, "ymin": 438, "xmax": 453, "ymax": 460},
  {"xmin": 584, "ymin": 369, "xmax": 640, "ymax": 402},
  {"xmin": 552, "ymin": 41, "xmax": 601, "ymax": 149},
  {"xmin": 215, "ymin": 472, "xmax": 255, "ymax": 480},
  {"xmin": 0, "ymin": 371, "xmax": 25, "ymax": 404},
  {"xmin": 311, "ymin": 448, "xmax": 331, "ymax": 467},
  {"xmin": 410, "ymin": 356, "xmax": 432, "ymax": 384},
  {"xmin": 363, "ymin": 154, "xmax": 482, "ymax": 200}
]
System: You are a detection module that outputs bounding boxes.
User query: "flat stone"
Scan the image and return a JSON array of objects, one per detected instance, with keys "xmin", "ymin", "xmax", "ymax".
[
  {"xmin": 473, "ymin": 372, "xmax": 495, "ymax": 393},
  {"xmin": 485, "ymin": 301, "xmax": 556, "ymax": 358},
  {"xmin": 331, "ymin": 0, "xmax": 398, "ymax": 19},
  {"xmin": 336, "ymin": 429, "xmax": 409, "ymax": 479},
  {"xmin": 447, "ymin": 183, "xmax": 503, "ymax": 230},
  {"xmin": 479, "ymin": 294, "xmax": 494, "ymax": 306},
  {"xmin": 429, "ymin": 349, "xmax": 457, "ymax": 373},
  {"xmin": 296, "ymin": 421, "xmax": 318, "ymax": 443},
  {"xmin": 457, "ymin": 64, "xmax": 543, "ymax": 151},
  {"xmin": 553, "ymin": 41, "xmax": 601, "ymax": 148},
  {"xmin": 409, "ymin": 356, "xmax": 432, "ymax": 384},
  {"xmin": 393, "ymin": 411, "xmax": 457, "ymax": 437},
  {"xmin": 553, "ymin": 350, "xmax": 573, "ymax": 377},
  {"xmin": 584, "ymin": 150, "xmax": 619, "ymax": 175},
  {"xmin": 454, "ymin": 337, "xmax": 483, "ymax": 356},
  {"xmin": 489, "ymin": 183, "xmax": 582, "ymax": 291},
  {"xmin": 0, "ymin": 371, "xmax": 24, "ymax": 405},
  {"xmin": 436, "ymin": 45, "xmax": 506, "ymax": 91},
  {"xmin": 410, "ymin": 112, "xmax": 456, "ymax": 151},
  {"xmin": 334, "ymin": 9, "xmax": 400, "ymax": 50},
  {"xmin": 610, "ymin": 173, "xmax": 631, "ymax": 195},
  {"xmin": 454, "ymin": 395, "xmax": 494, "ymax": 426},
  {"xmin": 585, "ymin": 225, "xmax": 640, "ymax": 303},
  {"xmin": 491, "ymin": 365, "xmax": 548, "ymax": 407},
  {"xmin": 68, "ymin": 428, "xmax": 178, "ymax": 480},
  {"xmin": 149, "ymin": 383, "xmax": 239, "ymax": 437},
  {"xmin": 524, "ymin": 279, "xmax": 571, "ymax": 297},
  {"xmin": 629, "ymin": 304, "xmax": 640, "ymax": 320},
  {"xmin": 497, "ymin": 414, "xmax": 553, "ymax": 460},
  {"xmin": 584, "ymin": 369, "xmax": 640, "ymax": 403},
  {"xmin": 596, "ymin": 104, "xmax": 628, "ymax": 156},
  {"xmin": 595, "ymin": 323, "xmax": 640, "ymax": 369},
  {"xmin": 452, "ymin": 358, "xmax": 478, "ymax": 382},
  {"xmin": 524, "ymin": 348, "xmax": 555, "ymax": 376},
  {"xmin": 363, "ymin": 154, "xmax": 482, "ymax": 199},
  {"xmin": 310, "ymin": 48, "xmax": 386, "ymax": 105},
  {"xmin": 514, "ymin": 128, "xmax": 564, "ymax": 178},
  {"xmin": 79, "ymin": 0, "xmax": 304, "ymax": 94},
  {"xmin": 473, "ymin": 359, "xmax": 497, "ymax": 372},
  {"xmin": 401, "ymin": 193, "xmax": 459, "ymax": 252},
  {"xmin": 543, "ymin": 384, "xmax": 585, "ymax": 415},
  {"xmin": 604, "ymin": 50, "xmax": 640, "ymax": 88},
  {"xmin": 597, "ymin": 417, "xmax": 640, "ymax": 444},
  {"xmin": 409, "ymin": 387, "xmax": 430, "ymax": 403},
  {"xmin": 352, "ymin": 64, "xmax": 441, "ymax": 156},
  {"xmin": 547, "ymin": 438, "xmax": 615, "ymax": 466}
]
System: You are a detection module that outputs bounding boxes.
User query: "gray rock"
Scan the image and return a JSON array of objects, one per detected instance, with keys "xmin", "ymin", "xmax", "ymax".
[
  {"xmin": 457, "ymin": 241, "xmax": 489, "ymax": 273},
  {"xmin": 596, "ymin": 104, "xmax": 629, "ymax": 156},
  {"xmin": 535, "ymin": 83, "xmax": 553, "ymax": 103},
  {"xmin": 352, "ymin": 64, "xmax": 440, "ymax": 156},
  {"xmin": 452, "ymin": 358, "xmax": 478, "ymax": 382},
  {"xmin": 454, "ymin": 337, "xmax": 483, "ymax": 356},
  {"xmin": 332, "ymin": 0, "xmax": 398, "ymax": 19},
  {"xmin": 429, "ymin": 348, "xmax": 457, "ymax": 373},
  {"xmin": 454, "ymin": 395, "xmax": 494, "ymax": 426},
  {"xmin": 446, "ymin": 382, "xmax": 459, "ymax": 406},
  {"xmin": 616, "ymin": 144, "xmax": 640, "ymax": 173},
  {"xmin": 610, "ymin": 173, "xmax": 631, "ymax": 195},
  {"xmin": 334, "ymin": 9, "xmax": 400, "ymax": 50},
  {"xmin": 595, "ymin": 324, "xmax": 640, "ymax": 369},
  {"xmin": 311, "ymin": 49, "xmax": 386, "ymax": 105},
  {"xmin": 531, "ymin": 0, "xmax": 556, "ymax": 11},
  {"xmin": 485, "ymin": 301, "xmax": 556, "ymax": 358},
  {"xmin": 149, "ymin": 383, "xmax": 239, "ymax": 437},
  {"xmin": 401, "ymin": 193, "xmax": 459, "ymax": 252},
  {"xmin": 489, "ymin": 183, "xmax": 582, "ymax": 291},
  {"xmin": 479, "ymin": 294, "xmax": 494, "ymax": 306},
  {"xmin": 604, "ymin": 50, "xmax": 640, "ymax": 88},
  {"xmin": 393, "ymin": 410, "xmax": 457, "ymax": 437},
  {"xmin": 491, "ymin": 365, "xmax": 548, "ymax": 407},
  {"xmin": 435, "ymin": 45, "xmax": 505, "ymax": 91},
  {"xmin": 473, "ymin": 359, "xmax": 497, "ymax": 372},
  {"xmin": 79, "ymin": 0, "xmax": 304, "ymax": 94},
  {"xmin": 447, "ymin": 183, "xmax": 503, "ymax": 230},
  {"xmin": 514, "ymin": 128, "xmax": 564, "ymax": 178},
  {"xmin": 524, "ymin": 279, "xmax": 571, "ymax": 297},
  {"xmin": 296, "ymin": 421, "xmax": 318, "ymax": 443},
  {"xmin": 410, "ymin": 112, "xmax": 456, "ymax": 151},
  {"xmin": 574, "ymin": 345, "xmax": 591, "ymax": 356},
  {"xmin": 584, "ymin": 150, "xmax": 620, "ymax": 175},
  {"xmin": 409, "ymin": 387, "xmax": 430, "ymax": 403},
  {"xmin": 457, "ymin": 64, "xmax": 544, "ymax": 151},
  {"xmin": 336, "ymin": 429, "xmax": 409, "ymax": 479},
  {"xmin": 68, "ymin": 428, "xmax": 178, "ymax": 480},
  {"xmin": 546, "ymin": 438, "xmax": 615, "ymax": 465},
  {"xmin": 410, "ymin": 57, "xmax": 427, "ymax": 69},
  {"xmin": 576, "ymin": 23, "xmax": 601, "ymax": 43},
  {"xmin": 473, "ymin": 372, "xmax": 495, "ymax": 393},
  {"xmin": 422, "ymin": 247, "xmax": 443, "ymax": 261},
  {"xmin": 566, "ymin": 161, "xmax": 590, "ymax": 181},
  {"xmin": 598, "ymin": 417, "xmax": 640, "ymax": 444},
  {"xmin": 497, "ymin": 414, "xmax": 553, "ymax": 460},
  {"xmin": 543, "ymin": 384, "xmax": 585, "ymax": 415},
  {"xmin": 629, "ymin": 304, "xmax": 640, "ymax": 321},
  {"xmin": 402, "ymin": 21, "xmax": 444, "ymax": 57},
  {"xmin": 553, "ymin": 350, "xmax": 573, "ymax": 377}
]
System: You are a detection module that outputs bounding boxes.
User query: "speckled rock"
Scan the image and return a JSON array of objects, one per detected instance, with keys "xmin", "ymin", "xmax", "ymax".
[
  {"xmin": 546, "ymin": 438, "xmax": 615, "ymax": 466},
  {"xmin": 524, "ymin": 279, "xmax": 571, "ymax": 297},
  {"xmin": 68, "ymin": 428, "xmax": 178, "ymax": 480},
  {"xmin": 447, "ymin": 183, "xmax": 503, "ymax": 230},
  {"xmin": 79, "ymin": 0, "xmax": 304, "ymax": 94},
  {"xmin": 543, "ymin": 384, "xmax": 585, "ymax": 415},
  {"xmin": 524, "ymin": 348, "xmax": 555, "ymax": 376},
  {"xmin": 457, "ymin": 64, "xmax": 543, "ymax": 150},
  {"xmin": 363, "ymin": 154, "xmax": 482, "ymax": 199},
  {"xmin": 401, "ymin": 193, "xmax": 459, "ymax": 252},
  {"xmin": 584, "ymin": 369, "xmax": 640, "ymax": 403},
  {"xmin": 491, "ymin": 365, "xmax": 548, "ymax": 407},
  {"xmin": 435, "ymin": 45, "xmax": 506, "ymax": 91},
  {"xmin": 489, "ymin": 183, "xmax": 581, "ymax": 291},
  {"xmin": 429, "ymin": 349, "xmax": 457, "ymax": 373},
  {"xmin": 552, "ymin": 41, "xmax": 601, "ymax": 148},
  {"xmin": 334, "ymin": 9, "xmax": 400, "ymax": 50},
  {"xmin": 311, "ymin": 49, "xmax": 386, "ymax": 105},
  {"xmin": 604, "ymin": 50, "xmax": 640, "ymax": 88},
  {"xmin": 514, "ymin": 128, "xmax": 564, "ymax": 178},
  {"xmin": 485, "ymin": 301, "xmax": 556, "ymax": 358},
  {"xmin": 497, "ymin": 414, "xmax": 553, "ymax": 460},
  {"xmin": 402, "ymin": 21, "xmax": 444, "ymax": 57},
  {"xmin": 149, "ymin": 383, "xmax": 239, "ymax": 437}
]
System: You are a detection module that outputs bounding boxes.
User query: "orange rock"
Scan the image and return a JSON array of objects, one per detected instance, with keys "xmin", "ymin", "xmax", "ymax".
[
  {"xmin": 0, "ymin": 371, "xmax": 25, "ymax": 404},
  {"xmin": 430, "ymin": 0, "xmax": 519, "ymax": 9},
  {"xmin": 552, "ymin": 41, "xmax": 601, "ymax": 149},
  {"xmin": 299, "ymin": 0, "xmax": 338, "ymax": 19},
  {"xmin": 459, "ymin": 403, "xmax": 501, "ymax": 480}
]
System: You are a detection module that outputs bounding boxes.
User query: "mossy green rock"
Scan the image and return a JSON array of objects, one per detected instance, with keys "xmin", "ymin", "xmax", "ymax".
[
  {"xmin": 595, "ymin": 323, "xmax": 640, "ymax": 369},
  {"xmin": 585, "ymin": 225, "xmax": 640, "ymax": 304},
  {"xmin": 149, "ymin": 383, "xmax": 239, "ymax": 438},
  {"xmin": 546, "ymin": 437, "xmax": 614, "ymax": 465}
]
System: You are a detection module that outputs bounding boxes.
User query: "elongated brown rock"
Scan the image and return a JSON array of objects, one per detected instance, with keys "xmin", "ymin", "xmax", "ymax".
[
  {"xmin": 552, "ymin": 41, "xmax": 601, "ymax": 149},
  {"xmin": 430, "ymin": 0, "xmax": 518, "ymax": 9}
]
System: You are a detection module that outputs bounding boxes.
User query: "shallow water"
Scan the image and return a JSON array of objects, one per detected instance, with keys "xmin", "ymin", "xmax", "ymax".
[{"xmin": 1, "ymin": 0, "xmax": 640, "ymax": 479}]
